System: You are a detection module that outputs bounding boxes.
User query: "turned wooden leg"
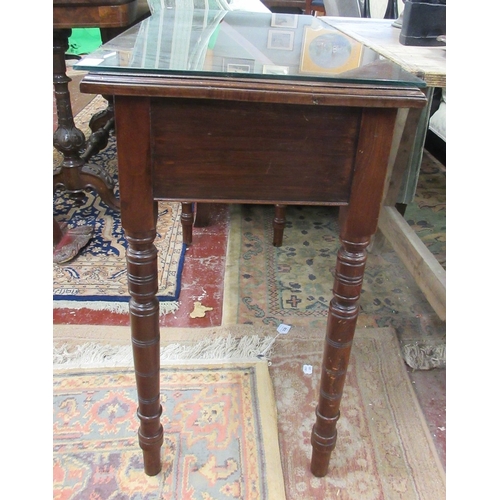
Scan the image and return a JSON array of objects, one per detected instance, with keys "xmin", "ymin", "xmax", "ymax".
[
  {"xmin": 53, "ymin": 29, "xmax": 120, "ymax": 212},
  {"xmin": 115, "ymin": 96, "xmax": 163, "ymax": 475},
  {"xmin": 310, "ymin": 232, "xmax": 370, "ymax": 477},
  {"xmin": 310, "ymin": 107, "xmax": 399, "ymax": 477},
  {"xmin": 181, "ymin": 202, "xmax": 194, "ymax": 245},
  {"xmin": 126, "ymin": 230, "xmax": 164, "ymax": 475},
  {"xmin": 272, "ymin": 204, "xmax": 286, "ymax": 247}
]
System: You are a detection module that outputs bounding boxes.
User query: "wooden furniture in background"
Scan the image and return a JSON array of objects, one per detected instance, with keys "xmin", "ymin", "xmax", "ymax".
[{"xmin": 53, "ymin": 0, "xmax": 150, "ymax": 211}]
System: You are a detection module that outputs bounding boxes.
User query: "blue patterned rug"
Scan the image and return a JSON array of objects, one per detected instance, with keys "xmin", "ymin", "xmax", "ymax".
[{"xmin": 53, "ymin": 97, "xmax": 186, "ymax": 313}]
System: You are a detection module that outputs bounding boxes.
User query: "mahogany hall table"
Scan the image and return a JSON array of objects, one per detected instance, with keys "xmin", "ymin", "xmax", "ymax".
[{"xmin": 76, "ymin": 7, "xmax": 426, "ymax": 477}]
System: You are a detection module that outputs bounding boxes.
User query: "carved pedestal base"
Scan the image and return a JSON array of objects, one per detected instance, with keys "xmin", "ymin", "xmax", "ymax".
[{"xmin": 53, "ymin": 29, "xmax": 120, "ymax": 212}]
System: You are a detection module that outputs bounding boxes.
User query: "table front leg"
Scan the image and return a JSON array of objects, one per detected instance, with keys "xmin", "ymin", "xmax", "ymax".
[
  {"xmin": 114, "ymin": 96, "xmax": 163, "ymax": 475},
  {"xmin": 127, "ymin": 229, "xmax": 164, "ymax": 476},
  {"xmin": 310, "ymin": 107, "xmax": 399, "ymax": 477},
  {"xmin": 310, "ymin": 231, "xmax": 370, "ymax": 477}
]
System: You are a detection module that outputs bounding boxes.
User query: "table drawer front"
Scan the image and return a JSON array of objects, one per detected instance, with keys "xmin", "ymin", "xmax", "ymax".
[{"xmin": 151, "ymin": 99, "xmax": 360, "ymax": 204}]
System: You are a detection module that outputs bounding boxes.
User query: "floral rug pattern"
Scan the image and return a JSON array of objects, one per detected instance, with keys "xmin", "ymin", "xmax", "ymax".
[
  {"xmin": 53, "ymin": 363, "xmax": 284, "ymax": 500},
  {"xmin": 269, "ymin": 326, "xmax": 446, "ymax": 499},
  {"xmin": 230, "ymin": 152, "xmax": 445, "ymax": 342},
  {"xmin": 52, "ymin": 326, "xmax": 446, "ymax": 500}
]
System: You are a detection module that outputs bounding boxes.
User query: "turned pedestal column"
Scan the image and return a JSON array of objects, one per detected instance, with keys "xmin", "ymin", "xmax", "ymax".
[{"xmin": 53, "ymin": 29, "xmax": 120, "ymax": 211}]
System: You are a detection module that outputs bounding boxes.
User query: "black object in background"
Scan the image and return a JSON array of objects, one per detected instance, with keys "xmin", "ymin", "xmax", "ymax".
[{"xmin": 399, "ymin": 0, "xmax": 446, "ymax": 46}]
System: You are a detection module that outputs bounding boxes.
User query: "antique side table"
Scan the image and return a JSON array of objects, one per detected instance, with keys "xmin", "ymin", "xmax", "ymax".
[{"xmin": 76, "ymin": 7, "xmax": 426, "ymax": 477}]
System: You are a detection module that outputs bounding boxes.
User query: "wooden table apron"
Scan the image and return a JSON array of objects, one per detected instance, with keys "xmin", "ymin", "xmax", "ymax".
[{"xmin": 81, "ymin": 73, "xmax": 426, "ymax": 477}]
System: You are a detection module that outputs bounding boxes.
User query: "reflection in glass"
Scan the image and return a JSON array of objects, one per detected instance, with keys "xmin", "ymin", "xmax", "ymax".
[{"xmin": 75, "ymin": 8, "xmax": 426, "ymax": 87}]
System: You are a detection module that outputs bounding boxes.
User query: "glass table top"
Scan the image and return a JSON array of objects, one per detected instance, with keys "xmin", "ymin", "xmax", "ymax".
[{"xmin": 75, "ymin": 5, "xmax": 426, "ymax": 87}]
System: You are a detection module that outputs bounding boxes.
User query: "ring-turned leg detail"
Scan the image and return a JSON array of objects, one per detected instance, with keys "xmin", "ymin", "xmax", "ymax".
[
  {"xmin": 126, "ymin": 231, "xmax": 164, "ymax": 476},
  {"xmin": 311, "ymin": 235, "xmax": 370, "ymax": 477},
  {"xmin": 53, "ymin": 29, "xmax": 120, "ymax": 212}
]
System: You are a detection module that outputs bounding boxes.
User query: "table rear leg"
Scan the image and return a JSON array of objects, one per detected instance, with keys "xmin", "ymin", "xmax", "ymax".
[
  {"xmin": 181, "ymin": 202, "xmax": 194, "ymax": 245},
  {"xmin": 115, "ymin": 96, "xmax": 164, "ymax": 475},
  {"xmin": 272, "ymin": 204, "xmax": 286, "ymax": 247}
]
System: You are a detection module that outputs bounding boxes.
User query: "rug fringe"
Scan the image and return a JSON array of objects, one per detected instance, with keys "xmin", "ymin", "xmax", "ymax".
[
  {"xmin": 52, "ymin": 300, "xmax": 179, "ymax": 315},
  {"xmin": 401, "ymin": 341, "xmax": 446, "ymax": 370},
  {"xmin": 53, "ymin": 335, "xmax": 276, "ymax": 368}
]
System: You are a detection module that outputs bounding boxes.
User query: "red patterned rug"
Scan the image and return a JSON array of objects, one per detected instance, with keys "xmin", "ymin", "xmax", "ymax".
[
  {"xmin": 54, "ymin": 325, "xmax": 445, "ymax": 499},
  {"xmin": 53, "ymin": 360, "xmax": 285, "ymax": 499}
]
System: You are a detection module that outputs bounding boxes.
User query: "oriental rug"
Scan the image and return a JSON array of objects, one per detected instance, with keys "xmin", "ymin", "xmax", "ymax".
[
  {"xmin": 224, "ymin": 203, "xmax": 444, "ymax": 334},
  {"xmin": 222, "ymin": 153, "xmax": 446, "ymax": 369},
  {"xmin": 269, "ymin": 325, "xmax": 445, "ymax": 500},
  {"xmin": 53, "ymin": 361, "xmax": 285, "ymax": 499},
  {"xmin": 53, "ymin": 97, "xmax": 185, "ymax": 314},
  {"xmin": 53, "ymin": 324, "xmax": 445, "ymax": 499}
]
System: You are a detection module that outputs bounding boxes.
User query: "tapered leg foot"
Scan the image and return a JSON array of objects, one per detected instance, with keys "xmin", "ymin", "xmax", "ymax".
[
  {"xmin": 273, "ymin": 204, "xmax": 286, "ymax": 247},
  {"xmin": 139, "ymin": 425, "xmax": 164, "ymax": 476},
  {"xmin": 310, "ymin": 410, "xmax": 339, "ymax": 477},
  {"xmin": 143, "ymin": 450, "xmax": 163, "ymax": 476}
]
